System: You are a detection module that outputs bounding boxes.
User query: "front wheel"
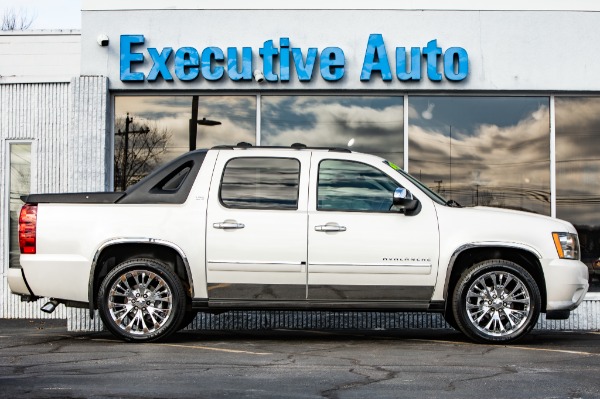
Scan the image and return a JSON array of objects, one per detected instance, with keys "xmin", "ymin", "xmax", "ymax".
[
  {"xmin": 452, "ymin": 259, "xmax": 541, "ymax": 344},
  {"xmin": 98, "ymin": 258, "xmax": 186, "ymax": 342}
]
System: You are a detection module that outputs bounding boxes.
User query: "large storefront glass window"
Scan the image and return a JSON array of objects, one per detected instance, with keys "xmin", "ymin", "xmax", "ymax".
[
  {"xmin": 408, "ymin": 97, "xmax": 550, "ymax": 215},
  {"xmin": 261, "ymin": 96, "xmax": 405, "ymax": 168},
  {"xmin": 8, "ymin": 143, "xmax": 32, "ymax": 269},
  {"xmin": 556, "ymin": 97, "xmax": 600, "ymax": 291},
  {"xmin": 114, "ymin": 96, "xmax": 256, "ymax": 190}
]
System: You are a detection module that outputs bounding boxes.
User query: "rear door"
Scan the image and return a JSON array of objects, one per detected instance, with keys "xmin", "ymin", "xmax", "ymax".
[{"xmin": 205, "ymin": 150, "xmax": 310, "ymax": 303}]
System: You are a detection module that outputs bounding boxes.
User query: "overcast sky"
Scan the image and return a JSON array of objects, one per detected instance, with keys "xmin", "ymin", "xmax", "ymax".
[{"xmin": 0, "ymin": 0, "xmax": 81, "ymax": 29}]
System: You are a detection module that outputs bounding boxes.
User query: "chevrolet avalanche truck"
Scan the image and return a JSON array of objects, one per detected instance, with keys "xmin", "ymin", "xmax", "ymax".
[{"xmin": 9, "ymin": 144, "xmax": 589, "ymax": 343}]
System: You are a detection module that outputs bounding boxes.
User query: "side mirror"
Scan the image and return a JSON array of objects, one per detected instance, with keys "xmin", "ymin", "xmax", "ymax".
[{"xmin": 393, "ymin": 187, "xmax": 421, "ymax": 216}]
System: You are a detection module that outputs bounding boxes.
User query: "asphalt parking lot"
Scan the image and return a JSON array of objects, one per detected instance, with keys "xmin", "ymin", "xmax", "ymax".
[{"xmin": 0, "ymin": 319, "xmax": 599, "ymax": 399}]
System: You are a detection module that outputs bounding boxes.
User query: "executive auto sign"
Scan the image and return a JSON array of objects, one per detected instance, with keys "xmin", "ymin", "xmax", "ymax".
[{"xmin": 120, "ymin": 34, "xmax": 468, "ymax": 83}]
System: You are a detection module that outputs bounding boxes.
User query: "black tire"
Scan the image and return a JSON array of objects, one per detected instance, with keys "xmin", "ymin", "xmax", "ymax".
[
  {"xmin": 451, "ymin": 259, "xmax": 541, "ymax": 344},
  {"xmin": 98, "ymin": 258, "xmax": 186, "ymax": 342},
  {"xmin": 178, "ymin": 310, "xmax": 198, "ymax": 331},
  {"xmin": 443, "ymin": 309, "xmax": 459, "ymax": 330}
]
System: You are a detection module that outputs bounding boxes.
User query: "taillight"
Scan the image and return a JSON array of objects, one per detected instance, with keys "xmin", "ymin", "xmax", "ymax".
[{"xmin": 19, "ymin": 204, "xmax": 37, "ymax": 254}]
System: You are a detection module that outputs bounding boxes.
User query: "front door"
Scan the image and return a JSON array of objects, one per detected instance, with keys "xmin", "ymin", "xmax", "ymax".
[
  {"xmin": 206, "ymin": 151, "xmax": 310, "ymax": 303},
  {"xmin": 307, "ymin": 154, "xmax": 440, "ymax": 307}
]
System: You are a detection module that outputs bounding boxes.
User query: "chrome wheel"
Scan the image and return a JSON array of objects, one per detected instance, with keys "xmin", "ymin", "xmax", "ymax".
[
  {"xmin": 107, "ymin": 269, "xmax": 173, "ymax": 335},
  {"xmin": 453, "ymin": 259, "xmax": 541, "ymax": 343},
  {"xmin": 465, "ymin": 270, "xmax": 531, "ymax": 337}
]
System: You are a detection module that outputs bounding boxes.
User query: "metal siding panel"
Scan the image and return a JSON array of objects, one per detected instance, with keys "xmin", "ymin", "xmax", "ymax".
[
  {"xmin": 67, "ymin": 76, "xmax": 108, "ymax": 193},
  {"xmin": 182, "ymin": 300, "xmax": 600, "ymax": 333},
  {"xmin": 183, "ymin": 301, "xmax": 600, "ymax": 332},
  {"xmin": 1, "ymin": 82, "xmax": 71, "ymax": 319}
]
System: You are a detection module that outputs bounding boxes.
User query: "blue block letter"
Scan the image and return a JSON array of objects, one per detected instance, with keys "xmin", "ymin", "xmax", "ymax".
[
  {"xmin": 259, "ymin": 40, "xmax": 279, "ymax": 82},
  {"xmin": 201, "ymin": 47, "xmax": 225, "ymax": 81},
  {"xmin": 227, "ymin": 47, "xmax": 252, "ymax": 81},
  {"xmin": 147, "ymin": 47, "xmax": 174, "ymax": 81},
  {"xmin": 444, "ymin": 47, "xmax": 469, "ymax": 81},
  {"xmin": 120, "ymin": 35, "xmax": 145, "ymax": 81},
  {"xmin": 396, "ymin": 47, "xmax": 421, "ymax": 81},
  {"xmin": 175, "ymin": 47, "xmax": 200, "ymax": 81},
  {"xmin": 320, "ymin": 47, "xmax": 345, "ymax": 81},
  {"xmin": 422, "ymin": 39, "xmax": 442, "ymax": 81},
  {"xmin": 292, "ymin": 48, "xmax": 318, "ymax": 81},
  {"xmin": 360, "ymin": 34, "xmax": 392, "ymax": 81},
  {"xmin": 280, "ymin": 38, "xmax": 290, "ymax": 82}
]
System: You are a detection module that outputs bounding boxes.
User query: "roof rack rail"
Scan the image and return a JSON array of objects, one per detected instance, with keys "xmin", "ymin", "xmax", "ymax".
[
  {"xmin": 210, "ymin": 144, "xmax": 352, "ymax": 153},
  {"xmin": 327, "ymin": 147, "xmax": 352, "ymax": 153}
]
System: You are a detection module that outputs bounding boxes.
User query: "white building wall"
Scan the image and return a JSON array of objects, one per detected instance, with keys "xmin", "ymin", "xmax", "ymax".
[
  {"xmin": 0, "ymin": 82, "xmax": 70, "ymax": 319},
  {"xmin": 0, "ymin": 31, "xmax": 109, "ymax": 320},
  {"xmin": 0, "ymin": 76, "xmax": 109, "ymax": 320},
  {"xmin": 0, "ymin": 31, "xmax": 80, "ymax": 84},
  {"xmin": 82, "ymin": 5, "xmax": 600, "ymax": 92}
]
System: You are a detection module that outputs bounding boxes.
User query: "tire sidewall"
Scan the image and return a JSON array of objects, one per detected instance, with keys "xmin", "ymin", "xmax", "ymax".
[
  {"xmin": 98, "ymin": 258, "xmax": 186, "ymax": 342},
  {"xmin": 452, "ymin": 260, "xmax": 541, "ymax": 344}
]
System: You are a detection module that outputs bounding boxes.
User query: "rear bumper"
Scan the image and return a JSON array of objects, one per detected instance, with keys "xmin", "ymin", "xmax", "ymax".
[
  {"xmin": 7, "ymin": 267, "xmax": 35, "ymax": 297},
  {"xmin": 20, "ymin": 254, "xmax": 90, "ymax": 302},
  {"xmin": 544, "ymin": 259, "xmax": 589, "ymax": 311}
]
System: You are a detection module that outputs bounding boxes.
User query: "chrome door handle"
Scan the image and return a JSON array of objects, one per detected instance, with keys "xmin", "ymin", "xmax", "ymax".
[
  {"xmin": 315, "ymin": 224, "xmax": 346, "ymax": 232},
  {"xmin": 213, "ymin": 222, "xmax": 245, "ymax": 229}
]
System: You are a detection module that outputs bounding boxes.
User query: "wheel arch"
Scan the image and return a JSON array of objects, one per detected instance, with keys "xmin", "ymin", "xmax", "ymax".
[
  {"xmin": 88, "ymin": 238, "xmax": 194, "ymax": 317},
  {"xmin": 444, "ymin": 244, "xmax": 547, "ymax": 313}
]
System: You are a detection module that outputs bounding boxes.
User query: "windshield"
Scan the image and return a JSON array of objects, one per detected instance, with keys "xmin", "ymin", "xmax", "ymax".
[{"xmin": 383, "ymin": 160, "xmax": 449, "ymax": 206}]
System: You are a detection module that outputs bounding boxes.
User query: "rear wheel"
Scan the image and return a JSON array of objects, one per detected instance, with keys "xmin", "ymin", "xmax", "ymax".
[
  {"xmin": 452, "ymin": 259, "xmax": 541, "ymax": 343},
  {"xmin": 98, "ymin": 258, "xmax": 186, "ymax": 342}
]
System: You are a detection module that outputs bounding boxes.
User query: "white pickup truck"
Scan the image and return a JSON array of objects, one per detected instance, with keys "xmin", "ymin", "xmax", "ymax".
[{"xmin": 9, "ymin": 144, "xmax": 589, "ymax": 343}]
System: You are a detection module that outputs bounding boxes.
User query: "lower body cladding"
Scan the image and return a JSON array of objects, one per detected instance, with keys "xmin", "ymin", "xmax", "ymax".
[{"xmin": 203, "ymin": 283, "xmax": 434, "ymax": 310}]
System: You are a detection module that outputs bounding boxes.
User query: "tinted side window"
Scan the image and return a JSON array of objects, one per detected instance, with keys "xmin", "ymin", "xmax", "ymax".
[
  {"xmin": 220, "ymin": 157, "xmax": 300, "ymax": 210},
  {"xmin": 318, "ymin": 160, "xmax": 399, "ymax": 212}
]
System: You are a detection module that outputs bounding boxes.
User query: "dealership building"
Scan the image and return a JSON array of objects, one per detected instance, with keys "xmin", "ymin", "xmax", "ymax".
[{"xmin": 1, "ymin": 1, "xmax": 599, "ymax": 330}]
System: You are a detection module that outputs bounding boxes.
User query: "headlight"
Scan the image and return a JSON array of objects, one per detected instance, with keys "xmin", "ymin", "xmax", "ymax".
[{"xmin": 552, "ymin": 232, "xmax": 580, "ymax": 260}]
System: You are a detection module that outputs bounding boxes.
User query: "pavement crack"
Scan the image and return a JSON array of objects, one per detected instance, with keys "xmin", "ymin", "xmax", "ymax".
[
  {"xmin": 445, "ymin": 365, "xmax": 518, "ymax": 391},
  {"xmin": 320, "ymin": 361, "xmax": 398, "ymax": 399}
]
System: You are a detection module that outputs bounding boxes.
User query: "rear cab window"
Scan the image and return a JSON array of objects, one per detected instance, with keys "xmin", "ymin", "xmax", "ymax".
[{"xmin": 220, "ymin": 157, "xmax": 301, "ymax": 210}]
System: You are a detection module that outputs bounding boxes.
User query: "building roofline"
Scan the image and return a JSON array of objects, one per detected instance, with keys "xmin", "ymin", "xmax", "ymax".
[
  {"xmin": 0, "ymin": 29, "xmax": 80, "ymax": 36},
  {"xmin": 82, "ymin": 0, "xmax": 600, "ymax": 12}
]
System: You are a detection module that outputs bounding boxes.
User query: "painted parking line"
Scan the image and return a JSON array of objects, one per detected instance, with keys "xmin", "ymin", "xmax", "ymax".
[
  {"xmin": 88, "ymin": 338, "xmax": 272, "ymax": 354},
  {"xmin": 90, "ymin": 338, "xmax": 272, "ymax": 356},
  {"xmin": 158, "ymin": 343, "xmax": 271, "ymax": 355},
  {"xmin": 509, "ymin": 346, "xmax": 597, "ymax": 356},
  {"xmin": 407, "ymin": 338, "xmax": 598, "ymax": 356},
  {"xmin": 0, "ymin": 334, "xmax": 73, "ymax": 339}
]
